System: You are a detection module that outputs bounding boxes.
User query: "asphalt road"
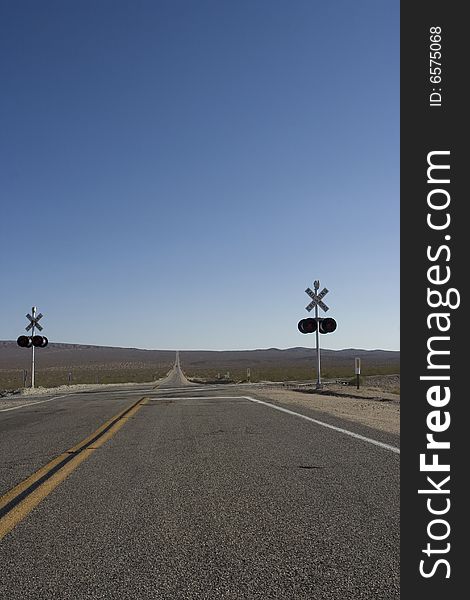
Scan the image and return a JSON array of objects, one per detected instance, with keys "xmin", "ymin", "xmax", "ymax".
[{"xmin": 0, "ymin": 361, "xmax": 399, "ymax": 599}]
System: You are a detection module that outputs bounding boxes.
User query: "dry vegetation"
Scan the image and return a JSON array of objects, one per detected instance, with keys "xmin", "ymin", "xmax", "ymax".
[{"xmin": 0, "ymin": 342, "xmax": 399, "ymax": 393}]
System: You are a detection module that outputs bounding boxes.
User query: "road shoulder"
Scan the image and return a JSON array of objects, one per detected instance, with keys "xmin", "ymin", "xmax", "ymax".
[{"xmin": 250, "ymin": 385, "xmax": 400, "ymax": 437}]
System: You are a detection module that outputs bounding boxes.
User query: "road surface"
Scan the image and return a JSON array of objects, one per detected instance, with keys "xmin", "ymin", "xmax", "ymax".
[{"xmin": 0, "ymin": 356, "xmax": 399, "ymax": 599}]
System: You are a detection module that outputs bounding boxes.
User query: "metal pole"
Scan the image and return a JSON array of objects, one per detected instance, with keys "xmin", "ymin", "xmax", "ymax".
[
  {"xmin": 31, "ymin": 306, "xmax": 36, "ymax": 389},
  {"xmin": 314, "ymin": 281, "xmax": 321, "ymax": 389},
  {"xmin": 315, "ymin": 302, "xmax": 321, "ymax": 388}
]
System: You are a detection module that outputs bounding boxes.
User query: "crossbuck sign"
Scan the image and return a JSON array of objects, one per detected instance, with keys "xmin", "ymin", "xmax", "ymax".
[
  {"xmin": 26, "ymin": 311, "xmax": 43, "ymax": 332},
  {"xmin": 305, "ymin": 287, "xmax": 329, "ymax": 313}
]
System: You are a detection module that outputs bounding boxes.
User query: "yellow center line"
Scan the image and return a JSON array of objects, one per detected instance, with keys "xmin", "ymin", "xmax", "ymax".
[{"xmin": 0, "ymin": 397, "xmax": 149, "ymax": 541}]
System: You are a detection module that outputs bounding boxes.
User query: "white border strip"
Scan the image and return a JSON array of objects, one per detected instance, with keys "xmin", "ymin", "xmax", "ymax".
[
  {"xmin": 243, "ymin": 396, "xmax": 400, "ymax": 454},
  {"xmin": 0, "ymin": 394, "xmax": 72, "ymax": 413}
]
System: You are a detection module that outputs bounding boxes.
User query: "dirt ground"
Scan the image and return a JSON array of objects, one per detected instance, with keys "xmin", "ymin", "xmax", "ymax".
[{"xmin": 255, "ymin": 381, "xmax": 400, "ymax": 436}]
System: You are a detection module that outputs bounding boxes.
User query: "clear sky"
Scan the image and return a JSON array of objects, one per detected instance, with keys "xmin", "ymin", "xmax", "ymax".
[{"xmin": 1, "ymin": 0, "xmax": 399, "ymax": 351}]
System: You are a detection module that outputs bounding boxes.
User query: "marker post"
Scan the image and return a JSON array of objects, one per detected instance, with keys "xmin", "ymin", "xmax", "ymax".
[{"xmin": 355, "ymin": 357, "xmax": 361, "ymax": 389}]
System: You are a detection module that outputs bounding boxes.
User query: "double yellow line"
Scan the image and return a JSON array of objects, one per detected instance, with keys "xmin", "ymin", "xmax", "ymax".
[{"xmin": 0, "ymin": 397, "xmax": 148, "ymax": 540}]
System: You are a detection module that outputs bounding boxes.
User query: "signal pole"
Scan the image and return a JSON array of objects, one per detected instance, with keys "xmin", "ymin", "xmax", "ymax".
[
  {"xmin": 17, "ymin": 309, "xmax": 48, "ymax": 388},
  {"xmin": 314, "ymin": 281, "xmax": 322, "ymax": 389},
  {"xmin": 301, "ymin": 280, "xmax": 335, "ymax": 389},
  {"xmin": 23, "ymin": 306, "xmax": 45, "ymax": 389},
  {"xmin": 31, "ymin": 306, "xmax": 36, "ymax": 389}
]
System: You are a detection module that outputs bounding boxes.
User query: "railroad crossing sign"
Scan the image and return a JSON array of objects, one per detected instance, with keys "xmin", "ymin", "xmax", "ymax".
[
  {"xmin": 299, "ymin": 279, "xmax": 335, "ymax": 390},
  {"xmin": 25, "ymin": 312, "xmax": 43, "ymax": 332},
  {"xmin": 305, "ymin": 287, "xmax": 329, "ymax": 312}
]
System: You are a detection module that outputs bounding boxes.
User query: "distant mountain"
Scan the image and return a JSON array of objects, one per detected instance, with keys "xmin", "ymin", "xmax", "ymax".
[
  {"xmin": 0, "ymin": 341, "xmax": 176, "ymax": 371},
  {"xmin": 178, "ymin": 347, "xmax": 399, "ymax": 378}
]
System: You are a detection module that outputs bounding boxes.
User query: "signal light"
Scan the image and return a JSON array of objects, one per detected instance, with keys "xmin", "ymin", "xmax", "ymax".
[
  {"xmin": 319, "ymin": 317, "xmax": 337, "ymax": 334},
  {"xmin": 297, "ymin": 317, "xmax": 337, "ymax": 334},
  {"xmin": 17, "ymin": 335, "xmax": 32, "ymax": 348},
  {"xmin": 298, "ymin": 318, "xmax": 317, "ymax": 334},
  {"xmin": 32, "ymin": 335, "xmax": 48, "ymax": 348}
]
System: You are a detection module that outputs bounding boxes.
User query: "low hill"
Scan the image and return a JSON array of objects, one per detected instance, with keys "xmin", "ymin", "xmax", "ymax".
[{"xmin": 0, "ymin": 341, "xmax": 176, "ymax": 370}]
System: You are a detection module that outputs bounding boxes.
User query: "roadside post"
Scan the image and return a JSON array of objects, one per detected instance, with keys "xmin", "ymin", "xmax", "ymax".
[{"xmin": 355, "ymin": 357, "xmax": 361, "ymax": 389}]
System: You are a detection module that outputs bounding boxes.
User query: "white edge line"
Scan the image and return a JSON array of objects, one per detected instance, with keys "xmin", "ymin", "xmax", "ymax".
[
  {"xmin": 243, "ymin": 395, "xmax": 400, "ymax": 454},
  {"xmin": 153, "ymin": 395, "xmax": 400, "ymax": 454},
  {"xmin": 0, "ymin": 394, "xmax": 74, "ymax": 412}
]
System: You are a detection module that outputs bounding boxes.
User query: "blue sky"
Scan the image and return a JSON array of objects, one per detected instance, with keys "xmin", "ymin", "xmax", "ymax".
[{"xmin": 1, "ymin": 0, "xmax": 399, "ymax": 351}]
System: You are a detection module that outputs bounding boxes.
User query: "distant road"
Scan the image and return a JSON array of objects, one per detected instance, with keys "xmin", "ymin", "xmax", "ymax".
[
  {"xmin": 0, "ymin": 355, "xmax": 399, "ymax": 599},
  {"xmin": 154, "ymin": 350, "xmax": 196, "ymax": 388}
]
